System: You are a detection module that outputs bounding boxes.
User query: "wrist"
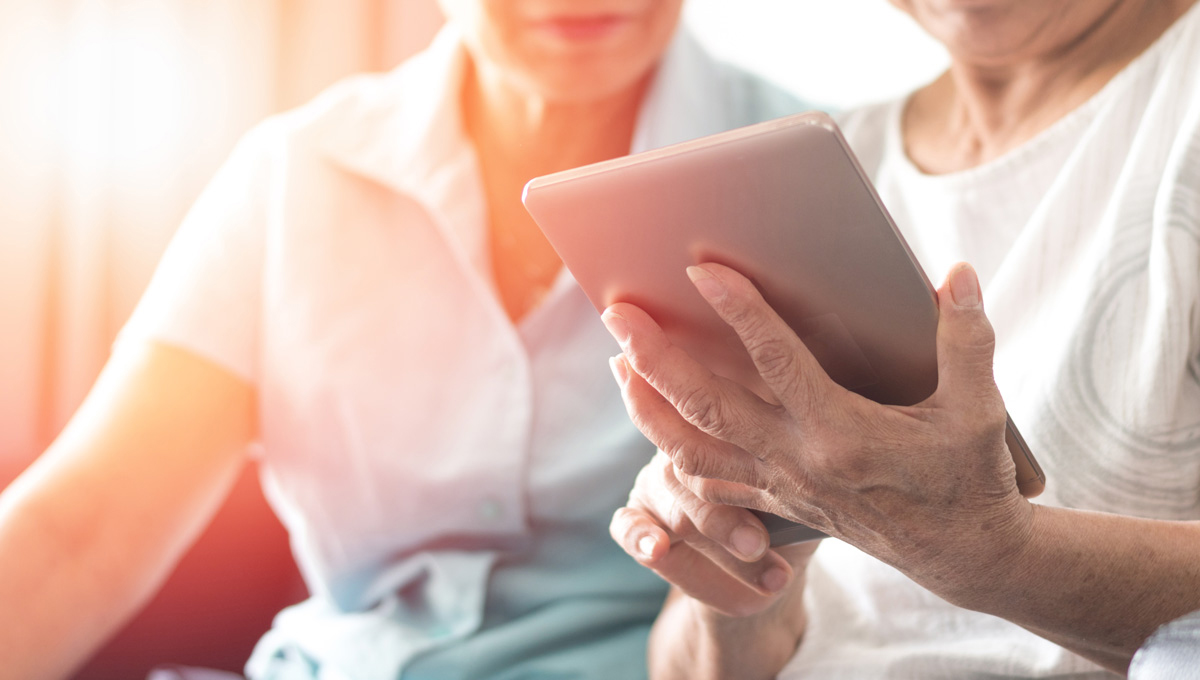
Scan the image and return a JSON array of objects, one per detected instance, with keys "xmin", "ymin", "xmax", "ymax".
[
  {"xmin": 651, "ymin": 577, "xmax": 808, "ymax": 680},
  {"xmin": 931, "ymin": 497, "xmax": 1040, "ymax": 611},
  {"xmin": 690, "ymin": 575, "xmax": 808, "ymax": 637}
]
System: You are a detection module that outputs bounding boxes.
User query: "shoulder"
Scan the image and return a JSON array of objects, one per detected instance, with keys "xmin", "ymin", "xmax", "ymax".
[
  {"xmin": 1168, "ymin": 0, "xmax": 1200, "ymax": 69},
  {"xmin": 242, "ymin": 28, "xmax": 462, "ymax": 174},
  {"xmin": 1147, "ymin": 4, "xmax": 1200, "ymax": 229},
  {"xmin": 209, "ymin": 72, "xmax": 410, "ymax": 189},
  {"xmin": 265, "ymin": 73, "xmax": 403, "ymax": 144}
]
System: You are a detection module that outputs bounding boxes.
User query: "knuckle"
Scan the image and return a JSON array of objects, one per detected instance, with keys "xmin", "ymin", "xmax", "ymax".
[
  {"xmin": 961, "ymin": 333, "xmax": 997, "ymax": 365},
  {"xmin": 716, "ymin": 282, "xmax": 759, "ymax": 324},
  {"xmin": 732, "ymin": 304, "xmax": 775, "ymax": 345},
  {"xmin": 618, "ymin": 334, "xmax": 652, "ymax": 370},
  {"xmin": 661, "ymin": 437, "xmax": 711, "ymax": 479},
  {"xmin": 671, "ymin": 448, "xmax": 705, "ymax": 479},
  {"xmin": 746, "ymin": 334, "xmax": 803, "ymax": 387},
  {"xmin": 802, "ymin": 438, "xmax": 842, "ymax": 479},
  {"xmin": 675, "ymin": 381, "xmax": 725, "ymax": 434},
  {"xmin": 969, "ymin": 309, "xmax": 997, "ymax": 340},
  {"xmin": 660, "ymin": 438, "xmax": 694, "ymax": 474},
  {"xmin": 949, "ymin": 309, "xmax": 998, "ymax": 356},
  {"xmin": 626, "ymin": 348, "xmax": 674, "ymax": 392},
  {"xmin": 724, "ymin": 303, "xmax": 763, "ymax": 338},
  {"xmin": 671, "ymin": 443, "xmax": 720, "ymax": 480}
]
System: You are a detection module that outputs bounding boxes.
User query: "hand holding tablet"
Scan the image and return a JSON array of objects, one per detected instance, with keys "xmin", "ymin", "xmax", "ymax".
[{"xmin": 523, "ymin": 111, "xmax": 1044, "ymax": 545}]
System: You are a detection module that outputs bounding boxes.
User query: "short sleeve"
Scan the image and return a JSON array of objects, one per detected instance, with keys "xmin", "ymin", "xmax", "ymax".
[
  {"xmin": 115, "ymin": 123, "xmax": 276, "ymax": 383},
  {"xmin": 1129, "ymin": 609, "xmax": 1200, "ymax": 680}
]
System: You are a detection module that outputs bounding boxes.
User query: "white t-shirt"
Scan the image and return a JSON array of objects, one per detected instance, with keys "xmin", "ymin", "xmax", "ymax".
[
  {"xmin": 118, "ymin": 25, "xmax": 804, "ymax": 680},
  {"xmin": 782, "ymin": 4, "xmax": 1200, "ymax": 679}
]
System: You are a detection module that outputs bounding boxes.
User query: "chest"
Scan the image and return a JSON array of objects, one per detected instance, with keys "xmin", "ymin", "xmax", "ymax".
[
  {"xmin": 486, "ymin": 185, "xmax": 564, "ymax": 323},
  {"xmin": 251, "ymin": 162, "xmax": 654, "ymax": 574},
  {"xmin": 877, "ymin": 140, "xmax": 1200, "ymax": 519}
]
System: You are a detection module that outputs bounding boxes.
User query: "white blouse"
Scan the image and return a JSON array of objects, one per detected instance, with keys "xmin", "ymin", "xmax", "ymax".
[
  {"xmin": 783, "ymin": 3, "xmax": 1200, "ymax": 679},
  {"xmin": 118, "ymin": 24, "xmax": 804, "ymax": 680}
]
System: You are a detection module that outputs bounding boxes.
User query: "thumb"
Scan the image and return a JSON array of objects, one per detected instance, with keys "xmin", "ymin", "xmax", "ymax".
[{"xmin": 933, "ymin": 263, "xmax": 1001, "ymax": 405}]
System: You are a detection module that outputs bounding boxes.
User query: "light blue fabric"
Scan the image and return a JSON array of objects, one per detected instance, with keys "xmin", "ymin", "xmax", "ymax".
[{"xmin": 148, "ymin": 668, "xmax": 245, "ymax": 680}]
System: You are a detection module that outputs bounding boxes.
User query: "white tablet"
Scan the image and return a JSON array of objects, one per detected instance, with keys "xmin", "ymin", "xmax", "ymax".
[{"xmin": 523, "ymin": 111, "xmax": 1044, "ymax": 544}]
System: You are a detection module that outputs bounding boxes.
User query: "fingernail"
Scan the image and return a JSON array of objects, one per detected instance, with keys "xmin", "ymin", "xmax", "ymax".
[
  {"xmin": 761, "ymin": 567, "xmax": 789, "ymax": 593},
  {"xmin": 601, "ymin": 309, "xmax": 631, "ymax": 346},
  {"xmin": 609, "ymin": 355, "xmax": 629, "ymax": 384},
  {"xmin": 637, "ymin": 535, "xmax": 657, "ymax": 559},
  {"xmin": 687, "ymin": 266, "xmax": 726, "ymax": 302},
  {"xmin": 731, "ymin": 525, "xmax": 767, "ymax": 560},
  {"xmin": 949, "ymin": 264, "xmax": 981, "ymax": 307}
]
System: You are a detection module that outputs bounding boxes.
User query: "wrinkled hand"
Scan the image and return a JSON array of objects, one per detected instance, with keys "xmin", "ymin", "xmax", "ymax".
[
  {"xmin": 602, "ymin": 262, "xmax": 1034, "ymax": 600},
  {"xmin": 609, "ymin": 449, "xmax": 818, "ymax": 618}
]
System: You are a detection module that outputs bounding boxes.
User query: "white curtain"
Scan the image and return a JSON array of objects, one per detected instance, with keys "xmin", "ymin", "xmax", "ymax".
[{"xmin": 0, "ymin": 0, "xmax": 444, "ymax": 482}]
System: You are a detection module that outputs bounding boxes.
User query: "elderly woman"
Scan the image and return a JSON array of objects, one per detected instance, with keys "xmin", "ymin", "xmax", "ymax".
[
  {"xmin": 0, "ymin": 2, "xmax": 803, "ymax": 679},
  {"xmin": 606, "ymin": 0, "xmax": 1200, "ymax": 678}
]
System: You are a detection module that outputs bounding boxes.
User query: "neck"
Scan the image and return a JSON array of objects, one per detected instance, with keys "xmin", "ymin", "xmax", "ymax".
[
  {"xmin": 463, "ymin": 60, "xmax": 650, "ymax": 181},
  {"xmin": 905, "ymin": 0, "xmax": 1193, "ymax": 174},
  {"xmin": 460, "ymin": 56, "xmax": 653, "ymax": 323}
]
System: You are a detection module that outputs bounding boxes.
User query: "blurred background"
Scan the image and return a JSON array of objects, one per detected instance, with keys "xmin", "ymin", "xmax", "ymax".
[{"xmin": 0, "ymin": 1, "xmax": 944, "ymax": 677}]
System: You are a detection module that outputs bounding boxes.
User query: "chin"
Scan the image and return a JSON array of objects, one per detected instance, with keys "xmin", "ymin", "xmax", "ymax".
[
  {"xmin": 508, "ymin": 14, "xmax": 675, "ymax": 104},
  {"xmin": 506, "ymin": 50, "xmax": 659, "ymax": 104}
]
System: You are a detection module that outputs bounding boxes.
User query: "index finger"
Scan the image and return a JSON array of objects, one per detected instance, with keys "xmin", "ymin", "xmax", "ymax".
[
  {"xmin": 601, "ymin": 302, "xmax": 786, "ymax": 461},
  {"xmin": 611, "ymin": 505, "xmax": 793, "ymax": 617},
  {"xmin": 686, "ymin": 263, "xmax": 835, "ymax": 418}
]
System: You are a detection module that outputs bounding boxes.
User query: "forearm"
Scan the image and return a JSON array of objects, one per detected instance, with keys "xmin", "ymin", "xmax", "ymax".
[
  {"xmin": 0, "ymin": 343, "xmax": 254, "ymax": 679},
  {"xmin": 941, "ymin": 505, "xmax": 1200, "ymax": 674},
  {"xmin": 608, "ymin": 260, "xmax": 1200, "ymax": 675},
  {"xmin": 0, "ymin": 440, "xmax": 245, "ymax": 680},
  {"xmin": 0, "ymin": 469, "xmax": 166, "ymax": 680},
  {"xmin": 649, "ymin": 583, "xmax": 807, "ymax": 680}
]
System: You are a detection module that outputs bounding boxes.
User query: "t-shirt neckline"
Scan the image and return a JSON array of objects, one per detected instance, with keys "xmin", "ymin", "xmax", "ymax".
[{"xmin": 888, "ymin": 0, "xmax": 1199, "ymax": 186}]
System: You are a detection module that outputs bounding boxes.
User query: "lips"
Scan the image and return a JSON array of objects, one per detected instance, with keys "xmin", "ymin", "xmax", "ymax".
[{"xmin": 531, "ymin": 14, "xmax": 635, "ymax": 41}]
